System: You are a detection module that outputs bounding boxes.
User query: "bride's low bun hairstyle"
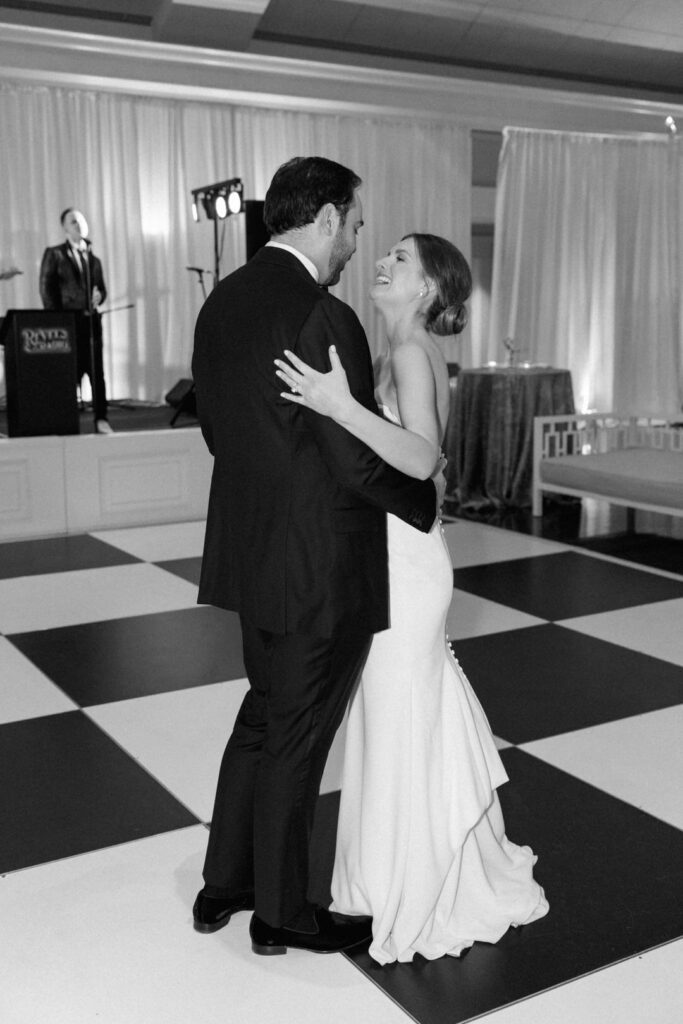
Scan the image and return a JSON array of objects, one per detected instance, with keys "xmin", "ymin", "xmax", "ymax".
[{"xmin": 404, "ymin": 233, "xmax": 472, "ymax": 337}]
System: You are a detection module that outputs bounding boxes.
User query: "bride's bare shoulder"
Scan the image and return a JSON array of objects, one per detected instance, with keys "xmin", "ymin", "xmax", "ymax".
[{"xmin": 390, "ymin": 338, "xmax": 432, "ymax": 372}]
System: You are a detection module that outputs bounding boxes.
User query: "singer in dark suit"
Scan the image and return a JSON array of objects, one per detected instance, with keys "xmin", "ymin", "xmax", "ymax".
[
  {"xmin": 191, "ymin": 157, "xmax": 437, "ymax": 956},
  {"xmin": 39, "ymin": 207, "xmax": 111, "ymax": 433}
]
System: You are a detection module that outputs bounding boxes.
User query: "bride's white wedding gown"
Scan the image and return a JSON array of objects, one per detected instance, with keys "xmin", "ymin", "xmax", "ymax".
[{"xmin": 330, "ymin": 405, "xmax": 549, "ymax": 965}]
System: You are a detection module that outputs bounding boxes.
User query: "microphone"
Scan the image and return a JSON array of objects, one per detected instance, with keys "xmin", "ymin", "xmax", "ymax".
[{"xmin": 186, "ymin": 266, "xmax": 208, "ymax": 273}]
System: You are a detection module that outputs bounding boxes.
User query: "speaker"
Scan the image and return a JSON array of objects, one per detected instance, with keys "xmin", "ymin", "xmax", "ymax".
[
  {"xmin": 244, "ymin": 200, "xmax": 269, "ymax": 261},
  {"xmin": 165, "ymin": 378, "xmax": 196, "ymax": 424}
]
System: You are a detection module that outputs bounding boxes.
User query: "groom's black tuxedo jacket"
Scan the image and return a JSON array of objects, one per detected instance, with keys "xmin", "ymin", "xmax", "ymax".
[{"xmin": 192, "ymin": 245, "xmax": 435, "ymax": 638}]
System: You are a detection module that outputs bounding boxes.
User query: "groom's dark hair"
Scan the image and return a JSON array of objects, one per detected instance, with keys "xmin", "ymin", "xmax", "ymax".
[{"xmin": 264, "ymin": 156, "xmax": 361, "ymax": 237}]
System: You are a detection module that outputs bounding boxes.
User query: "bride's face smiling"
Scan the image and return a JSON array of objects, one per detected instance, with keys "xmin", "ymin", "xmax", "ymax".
[{"xmin": 370, "ymin": 237, "xmax": 426, "ymax": 309}]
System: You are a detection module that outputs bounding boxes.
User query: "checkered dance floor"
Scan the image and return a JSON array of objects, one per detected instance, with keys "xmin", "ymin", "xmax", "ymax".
[{"xmin": 1, "ymin": 518, "xmax": 682, "ymax": 1024}]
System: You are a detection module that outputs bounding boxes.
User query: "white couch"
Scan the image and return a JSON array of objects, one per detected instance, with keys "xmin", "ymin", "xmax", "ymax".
[{"xmin": 532, "ymin": 413, "xmax": 683, "ymax": 519}]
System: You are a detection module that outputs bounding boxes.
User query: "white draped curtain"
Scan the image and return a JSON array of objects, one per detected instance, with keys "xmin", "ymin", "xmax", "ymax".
[
  {"xmin": 488, "ymin": 127, "xmax": 683, "ymax": 416},
  {"xmin": 0, "ymin": 82, "xmax": 470, "ymax": 401}
]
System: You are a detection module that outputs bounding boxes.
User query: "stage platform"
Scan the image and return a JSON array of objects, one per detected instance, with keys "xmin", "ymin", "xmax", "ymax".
[{"xmin": 0, "ymin": 403, "xmax": 211, "ymax": 542}]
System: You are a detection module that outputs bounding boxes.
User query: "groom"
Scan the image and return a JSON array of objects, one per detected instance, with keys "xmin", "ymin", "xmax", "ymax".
[{"xmin": 191, "ymin": 156, "xmax": 436, "ymax": 955}]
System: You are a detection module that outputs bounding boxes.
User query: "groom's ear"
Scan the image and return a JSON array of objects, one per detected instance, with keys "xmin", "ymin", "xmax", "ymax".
[{"xmin": 318, "ymin": 202, "xmax": 339, "ymax": 237}]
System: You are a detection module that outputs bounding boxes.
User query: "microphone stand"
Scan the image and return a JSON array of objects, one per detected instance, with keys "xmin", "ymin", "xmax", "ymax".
[
  {"xmin": 178, "ymin": 266, "xmax": 213, "ymax": 428},
  {"xmin": 100, "ymin": 303, "xmax": 134, "ymax": 316},
  {"xmin": 82, "ymin": 242, "xmax": 98, "ymax": 434},
  {"xmin": 186, "ymin": 266, "xmax": 211, "ymax": 300}
]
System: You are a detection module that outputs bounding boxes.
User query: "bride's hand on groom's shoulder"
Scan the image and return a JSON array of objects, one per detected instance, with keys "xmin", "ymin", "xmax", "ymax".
[{"xmin": 275, "ymin": 345, "xmax": 354, "ymax": 421}]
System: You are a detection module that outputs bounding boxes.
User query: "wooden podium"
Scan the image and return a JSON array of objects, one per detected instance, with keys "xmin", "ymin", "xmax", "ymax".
[{"xmin": 0, "ymin": 309, "xmax": 79, "ymax": 436}]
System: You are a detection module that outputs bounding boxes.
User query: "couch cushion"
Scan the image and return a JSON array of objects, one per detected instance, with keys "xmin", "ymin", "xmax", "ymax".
[{"xmin": 540, "ymin": 448, "xmax": 683, "ymax": 510}]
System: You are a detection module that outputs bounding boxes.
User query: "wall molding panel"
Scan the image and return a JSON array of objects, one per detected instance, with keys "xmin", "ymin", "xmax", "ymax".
[
  {"xmin": 0, "ymin": 438, "xmax": 68, "ymax": 538},
  {"xmin": 0, "ymin": 430, "xmax": 212, "ymax": 541}
]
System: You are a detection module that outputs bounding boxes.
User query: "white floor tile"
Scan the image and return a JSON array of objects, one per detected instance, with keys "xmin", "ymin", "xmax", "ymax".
[
  {"xmin": 320, "ymin": 712, "xmax": 347, "ymax": 794},
  {"xmin": 0, "ymin": 636, "xmax": 77, "ymax": 724},
  {"xmin": 86, "ymin": 678, "xmax": 348, "ymax": 819},
  {"xmin": 85, "ymin": 679, "xmax": 250, "ymax": 822},
  {"xmin": 0, "ymin": 563, "xmax": 199, "ymax": 634},
  {"xmin": 0, "ymin": 828, "xmax": 409, "ymax": 1024},
  {"xmin": 474, "ymin": 940, "xmax": 683, "ymax": 1024},
  {"xmin": 560, "ymin": 598, "xmax": 683, "ymax": 668},
  {"xmin": 446, "ymin": 587, "xmax": 546, "ymax": 640},
  {"xmin": 443, "ymin": 520, "xmax": 567, "ymax": 568},
  {"xmin": 92, "ymin": 520, "xmax": 206, "ymax": 562},
  {"xmin": 521, "ymin": 705, "xmax": 683, "ymax": 830}
]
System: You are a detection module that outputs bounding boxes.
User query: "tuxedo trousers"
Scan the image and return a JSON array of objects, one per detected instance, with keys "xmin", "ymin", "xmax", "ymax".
[
  {"xmin": 202, "ymin": 618, "xmax": 372, "ymax": 929},
  {"xmin": 75, "ymin": 312, "xmax": 107, "ymax": 421}
]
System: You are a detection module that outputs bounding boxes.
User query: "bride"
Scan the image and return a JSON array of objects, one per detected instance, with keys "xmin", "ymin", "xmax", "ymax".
[{"xmin": 275, "ymin": 233, "xmax": 549, "ymax": 965}]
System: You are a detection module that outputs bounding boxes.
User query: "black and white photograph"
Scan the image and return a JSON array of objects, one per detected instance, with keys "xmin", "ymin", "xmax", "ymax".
[{"xmin": 0, "ymin": 3, "xmax": 681, "ymax": 1023}]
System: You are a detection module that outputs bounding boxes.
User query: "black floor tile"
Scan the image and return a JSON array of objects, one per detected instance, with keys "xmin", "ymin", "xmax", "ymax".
[
  {"xmin": 443, "ymin": 496, "xmax": 585, "ymax": 542},
  {"xmin": 0, "ymin": 712, "xmax": 198, "ymax": 873},
  {"xmin": 444, "ymin": 501, "xmax": 683, "ymax": 576},
  {"xmin": 452, "ymin": 551, "xmax": 683, "ymax": 620},
  {"xmin": 345, "ymin": 748, "xmax": 683, "ymax": 1024},
  {"xmin": 9, "ymin": 606, "xmax": 245, "ymax": 706},
  {"xmin": 156, "ymin": 557, "xmax": 202, "ymax": 586},
  {"xmin": 453, "ymin": 624, "xmax": 683, "ymax": 744},
  {"xmin": 0, "ymin": 534, "xmax": 140, "ymax": 580},
  {"xmin": 571, "ymin": 532, "xmax": 683, "ymax": 576}
]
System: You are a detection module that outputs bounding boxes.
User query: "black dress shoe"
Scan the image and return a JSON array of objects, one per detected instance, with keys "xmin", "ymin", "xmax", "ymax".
[
  {"xmin": 250, "ymin": 907, "xmax": 372, "ymax": 956},
  {"xmin": 193, "ymin": 889, "xmax": 255, "ymax": 933}
]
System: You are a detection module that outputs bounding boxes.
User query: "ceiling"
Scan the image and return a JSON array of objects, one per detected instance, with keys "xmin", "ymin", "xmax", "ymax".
[{"xmin": 0, "ymin": 0, "xmax": 681, "ymax": 100}]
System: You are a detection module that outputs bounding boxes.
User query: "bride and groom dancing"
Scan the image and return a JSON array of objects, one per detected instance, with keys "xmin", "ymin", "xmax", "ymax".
[{"xmin": 191, "ymin": 155, "xmax": 548, "ymax": 964}]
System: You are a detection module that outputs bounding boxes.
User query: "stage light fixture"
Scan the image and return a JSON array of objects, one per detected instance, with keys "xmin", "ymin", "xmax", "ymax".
[
  {"xmin": 200, "ymin": 194, "xmax": 213, "ymax": 219},
  {"xmin": 227, "ymin": 181, "xmax": 243, "ymax": 214},
  {"xmin": 190, "ymin": 178, "xmax": 243, "ymax": 222},
  {"xmin": 215, "ymin": 193, "xmax": 228, "ymax": 219},
  {"xmin": 189, "ymin": 177, "xmax": 245, "ymax": 286}
]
